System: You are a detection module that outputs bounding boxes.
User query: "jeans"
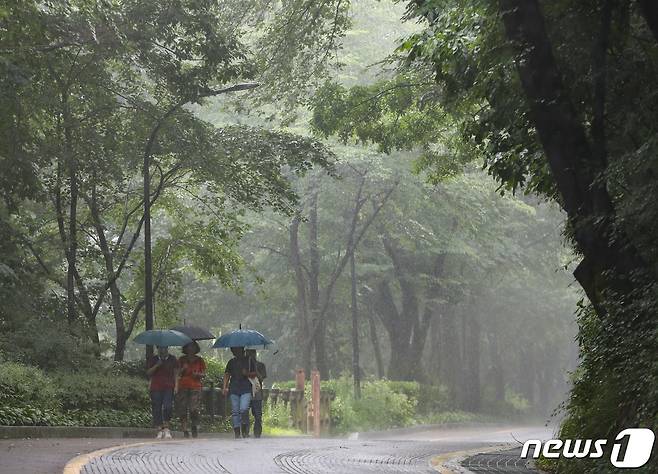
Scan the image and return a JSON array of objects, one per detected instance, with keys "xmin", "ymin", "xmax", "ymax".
[
  {"xmin": 229, "ymin": 392, "xmax": 252, "ymax": 428},
  {"xmin": 251, "ymin": 399, "xmax": 263, "ymax": 436},
  {"xmin": 150, "ymin": 389, "xmax": 174, "ymax": 427}
]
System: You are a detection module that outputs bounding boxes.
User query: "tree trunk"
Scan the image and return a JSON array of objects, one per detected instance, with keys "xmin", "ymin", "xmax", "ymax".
[
  {"xmin": 372, "ymin": 280, "xmax": 422, "ymax": 381},
  {"xmin": 488, "ymin": 331, "xmax": 505, "ymax": 403},
  {"xmin": 350, "ymin": 251, "xmax": 361, "ymax": 398},
  {"xmin": 438, "ymin": 307, "xmax": 461, "ymax": 404},
  {"xmin": 461, "ymin": 311, "xmax": 481, "ymax": 412},
  {"xmin": 60, "ymin": 89, "xmax": 77, "ymax": 325},
  {"xmin": 307, "ymin": 190, "xmax": 327, "ymax": 376},
  {"xmin": 143, "ymin": 138, "xmax": 154, "ymax": 360},
  {"xmin": 519, "ymin": 345, "xmax": 535, "ymax": 407},
  {"xmin": 289, "ymin": 216, "xmax": 312, "ymax": 374},
  {"xmin": 499, "ymin": 0, "xmax": 655, "ymax": 308},
  {"xmin": 367, "ymin": 311, "xmax": 385, "ymax": 379},
  {"xmin": 87, "ymin": 187, "xmax": 129, "ymax": 361}
]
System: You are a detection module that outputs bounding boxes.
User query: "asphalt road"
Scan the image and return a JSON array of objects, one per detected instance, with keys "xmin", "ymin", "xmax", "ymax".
[
  {"xmin": 0, "ymin": 424, "xmax": 555, "ymax": 474},
  {"xmin": 76, "ymin": 424, "xmax": 554, "ymax": 474}
]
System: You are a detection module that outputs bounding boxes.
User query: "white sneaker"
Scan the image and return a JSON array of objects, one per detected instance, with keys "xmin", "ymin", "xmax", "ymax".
[
  {"xmin": 156, "ymin": 429, "xmax": 165, "ymax": 439},
  {"xmin": 163, "ymin": 428, "xmax": 172, "ymax": 439}
]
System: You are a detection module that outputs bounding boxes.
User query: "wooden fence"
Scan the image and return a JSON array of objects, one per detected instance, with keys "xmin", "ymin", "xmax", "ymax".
[{"xmin": 199, "ymin": 385, "xmax": 334, "ymax": 435}]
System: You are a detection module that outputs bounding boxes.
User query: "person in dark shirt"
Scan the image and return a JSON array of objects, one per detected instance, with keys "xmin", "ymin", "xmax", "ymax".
[
  {"xmin": 222, "ymin": 346, "xmax": 252, "ymax": 438},
  {"xmin": 146, "ymin": 346, "xmax": 179, "ymax": 439},
  {"xmin": 245, "ymin": 349, "xmax": 267, "ymax": 438}
]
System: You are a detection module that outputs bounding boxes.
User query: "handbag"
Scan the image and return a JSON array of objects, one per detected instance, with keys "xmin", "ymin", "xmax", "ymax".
[{"xmin": 247, "ymin": 357, "xmax": 262, "ymax": 397}]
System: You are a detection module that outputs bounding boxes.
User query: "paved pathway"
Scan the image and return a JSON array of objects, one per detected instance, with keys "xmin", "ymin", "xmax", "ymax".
[
  {"xmin": 67, "ymin": 425, "xmax": 554, "ymax": 474},
  {"xmin": 462, "ymin": 448, "xmax": 537, "ymax": 473},
  {"xmin": 0, "ymin": 438, "xmax": 153, "ymax": 474}
]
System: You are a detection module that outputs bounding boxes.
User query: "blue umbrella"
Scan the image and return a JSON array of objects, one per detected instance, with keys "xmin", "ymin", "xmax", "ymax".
[
  {"xmin": 134, "ymin": 329, "xmax": 192, "ymax": 347},
  {"xmin": 212, "ymin": 328, "xmax": 273, "ymax": 349}
]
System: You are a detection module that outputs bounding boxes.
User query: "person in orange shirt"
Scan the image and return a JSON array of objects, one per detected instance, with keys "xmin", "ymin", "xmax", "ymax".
[{"xmin": 176, "ymin": 341, "xmax": 206, "ymax": 438}]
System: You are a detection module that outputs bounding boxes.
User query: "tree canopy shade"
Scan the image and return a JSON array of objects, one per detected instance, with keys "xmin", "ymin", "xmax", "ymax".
[
  {"xmin": 312, "ymin": 0, "xmax": 658, "ymax": 468},
  {"xmin": 0, "ymin": 0, "xmax": 338, "ymax": 360}
]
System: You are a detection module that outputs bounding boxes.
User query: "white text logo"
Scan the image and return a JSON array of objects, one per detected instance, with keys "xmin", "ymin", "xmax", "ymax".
[{"xmin": 520, "ymin": 428, "xmax": 654, "ymax": 468}]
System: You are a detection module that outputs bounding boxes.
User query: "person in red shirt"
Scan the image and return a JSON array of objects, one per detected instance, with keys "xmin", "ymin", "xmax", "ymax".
[
  {"xmin": 146, "ymin": 346, "xmax": 179, "ymax": 439},
  {"xmin": 176, "ymin": 341, "xmax": 206, "ymax": 438}
]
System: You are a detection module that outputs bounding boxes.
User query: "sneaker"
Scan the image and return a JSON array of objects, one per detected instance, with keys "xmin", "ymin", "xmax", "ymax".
[
  {"xmin": 156, "ymin": 429, "xmax": 164, "ymax": 439},
  {"xmin": 163, "ymin": 428, "xmax": 172, "ymax": 439}
]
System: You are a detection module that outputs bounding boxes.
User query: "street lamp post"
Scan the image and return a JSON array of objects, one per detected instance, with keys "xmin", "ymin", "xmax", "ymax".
[{"xmin": 143, "ymin": 82, "xmax": 259, "ymax": 359}]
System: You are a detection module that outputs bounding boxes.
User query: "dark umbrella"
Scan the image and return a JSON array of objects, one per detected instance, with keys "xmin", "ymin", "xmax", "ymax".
[
  {"xmin": 170, "ymin": 325, "xmax": 215, "ymax": 341},
  {"xmin": 212, "ymin": 328, "xmax": 273, "ymax": 349}
]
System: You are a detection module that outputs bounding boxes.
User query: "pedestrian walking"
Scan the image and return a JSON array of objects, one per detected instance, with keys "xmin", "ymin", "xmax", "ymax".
[
  {"xmin": 223, "ymin": 346, "xmax": 252, "ymax": 438},
  {"xmin": 176, "ymin": 341, "xmax": 206, "ymax": 438},
  {"xmin": 146, "ymin": 345, "xmax": 179, "ymax": 439},
  {"xmin": 245, "ymin": 349, "xmax": 267, "ymax": 438}
]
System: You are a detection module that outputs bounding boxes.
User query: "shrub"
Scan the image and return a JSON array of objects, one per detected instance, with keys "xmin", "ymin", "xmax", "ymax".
[
  {"xmin": 425, "ymin": 410, "xmax": 495, "ymax": 424},
  {"xmin": 0, "ymin": 318, "xmax": 99, "ymax": 371},
  {"xmin": 204, "ymin": 356, "xmax": 228, "ymax": 386},
  {"xmin": 264, "ymin": 400, "xmax": 295, "ymax": 430},
  {"xmin": 0, "ymin": 405, "xmax": 71, "ymax": 426},
  {"xmin": 323, "ymin": 376, "xmax": 416, "ymax": 434},
  {"xmin": 65, "ymin": 409, "xmax": 151, "ymax": 428},
  {"xmin": 417, "ymin": 384, "xmax": 452, "ymax": 414},
  {"xmin": 0, "ymin": 361, "xmax": 61, "ymax": 411},
  {"xmin": 106, "ymin": 360, "xmax": 148, "ymax": 379},
  {"xmin": 352, "ymin": 380, "xmax": 416, "ymax": 430},
  {"xmin": 51, "ymin": 370, "xmax": 150, "ymax": 411}
]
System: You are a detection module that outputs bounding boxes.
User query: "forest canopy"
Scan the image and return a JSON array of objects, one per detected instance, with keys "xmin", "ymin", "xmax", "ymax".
[{"xmin": 3, "ymin": 2, "xmax": 654, "ymax": 472}]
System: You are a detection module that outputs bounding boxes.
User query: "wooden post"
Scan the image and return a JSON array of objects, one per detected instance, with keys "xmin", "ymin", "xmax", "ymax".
[
  {"xmin": 311, "ymin": 369, "xmax": 321, "ymax": 437},
  {"xmin": 295, "ymin": 368, "xmax": 306, "ymax": 391}
]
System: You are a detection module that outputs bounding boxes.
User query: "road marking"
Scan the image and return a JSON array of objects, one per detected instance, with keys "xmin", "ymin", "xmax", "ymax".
[
  {"xmin": 62, "ymin": 439, "xmax": 189, "ymax": 474},
  {"xmin": 431, "ymin": 444, "xmax": 515, "ymax": 474}
]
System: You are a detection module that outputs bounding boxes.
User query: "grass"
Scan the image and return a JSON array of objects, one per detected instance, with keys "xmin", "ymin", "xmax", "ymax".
[{"xmin": 262, "ymin": 426, "xmax": 304, "ymax": 436}]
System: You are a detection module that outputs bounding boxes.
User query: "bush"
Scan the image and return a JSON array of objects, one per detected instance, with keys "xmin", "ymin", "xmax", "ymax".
[
  {"xmin": 0, "ymin": 318, "xmax": 99, "ymax": 371},
  {"xmin": 425, "ymin": 410, "xmax": 495, "ymax": 424},
  {"xmin": 417, "ymin": 384, "xmax": 452, "ymax": 414},
  {"xmin": 65, "ymin": 409, "xmax": 151, "ymax": 428},
  {"xmin": 0, "ymin": 405, "xmax": 71, "ymax": 426},
  {"xmin": 106, "ymin": 360, "xmax": 148, "ymax": 379},
  {"xmin": 351, "ymin": 380, "xmax": 416, "ymax": 431},
  {"xmin": 51, "ymin": 370, "xmax": 150, "ymax": 411},
  {"xmin": 323, "ymin": 376, "xmax": 416, "ymax": 434},
  {"xmin": 204, "ymin": 356, "xmax": 228, "ymax": 386},
  {"xmin": 0, "ymin": 362, "xmax": 153, "ymax": 428},
  {"xmin": 263, "ymin": 400, "xmax": 295, "ymax": 430},
  {"xmin": 0, "ymin": 361, "xmax": 61, "ymax": 411}
]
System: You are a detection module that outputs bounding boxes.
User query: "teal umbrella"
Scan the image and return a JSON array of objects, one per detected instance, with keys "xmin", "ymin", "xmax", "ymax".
[
  {"xmin": 212, "ymin": 328, "xmax": 273, "ymax": 349},
  {"xmin": 134, "ymin": 329, "xmax": 192, "ymax": 347}
]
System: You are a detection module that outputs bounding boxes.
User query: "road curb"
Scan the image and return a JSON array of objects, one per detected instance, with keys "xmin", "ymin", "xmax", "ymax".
[
  {"xmin": 62, "ymin": 439, "xmax": 182, "ymax": 474},
  {"xmin": 430, "ymin": 443, "xmax": 516, "ymax": 474},
  {"xmin": 0, "ymin": 425, "xmax": 233, "ymax": 439}
]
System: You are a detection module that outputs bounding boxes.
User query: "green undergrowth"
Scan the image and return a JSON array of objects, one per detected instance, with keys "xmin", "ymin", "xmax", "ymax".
[{"xmin": 273, "ymin": 375, "xmax": 516, "ymax": 435}]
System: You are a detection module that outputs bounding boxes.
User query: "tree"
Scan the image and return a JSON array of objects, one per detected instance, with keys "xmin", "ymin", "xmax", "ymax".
[
  {"xmin": 1, "ymin": 0, "xmax": 339, "ymax": 359},
  {"xmin": 312, "ymin": 0, "xmax": 658, "ymax": 456}
]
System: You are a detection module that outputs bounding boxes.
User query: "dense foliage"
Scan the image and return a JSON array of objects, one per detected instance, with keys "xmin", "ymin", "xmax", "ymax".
[
  {"xmin": 310, "ymin": 1, "xmax": 658, "ymax": 471},
  {"xmin": 1, "ymin": 0, "xmax": 591, "ymax": 458}
]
